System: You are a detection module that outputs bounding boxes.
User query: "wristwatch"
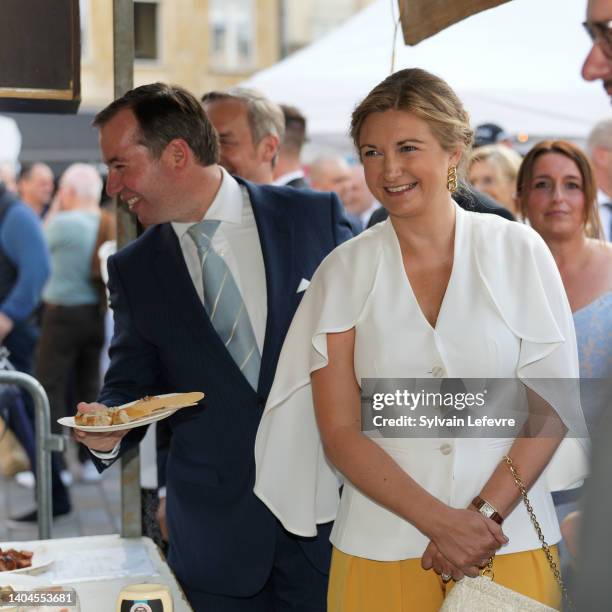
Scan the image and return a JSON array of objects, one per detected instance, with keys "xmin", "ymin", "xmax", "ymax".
[{"xmin": 471, "ymin": 495, "xmax": 504, "ymax": 525}]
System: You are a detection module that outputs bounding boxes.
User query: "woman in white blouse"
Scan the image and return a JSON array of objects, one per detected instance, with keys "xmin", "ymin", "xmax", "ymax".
[{"xmin": 254, "ymin": 69, "xmax": 587, "ymax": 611}]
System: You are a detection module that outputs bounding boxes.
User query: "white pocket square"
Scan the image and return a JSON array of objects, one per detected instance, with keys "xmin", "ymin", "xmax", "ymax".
[{"xmin": 297, "ymin": 278, "xmax": 310, "ymax": 293}]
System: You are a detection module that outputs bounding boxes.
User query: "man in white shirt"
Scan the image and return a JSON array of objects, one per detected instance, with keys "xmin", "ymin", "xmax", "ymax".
[
  {"xmin": 155, "ymin": 89, "xmax": 288, "ymax": 539},
  {"xmin": 202, "ymin": 88, "xmax": 284, "ymax": 185},
  {"xmin": 582, "ymin": 0, "xmax": 612, "ymax": 101},
  {"xmin": 344, "ymin": 164, "xmax": 381, "ymax": 228},
  {"xmin": 586, "ymin": 118, "xmax": 612, "ymax": 240},
  {"xmin": 74, "ymin": 82, "xmax": 353, "ymax": 611},
  {"xmin": 310, "ymin": 155, "xmax": 362, "ymax": 233},
  {"xmin": 572, "ymin": 3, "xmax": 612, "ymax": 608},
  {"xmin": 309, "ymin": 155, "xmax": 352, "ymax": 202},
  {"xmin": 273, "ymin": 105, "xmax": 308, "ymax": 189}
]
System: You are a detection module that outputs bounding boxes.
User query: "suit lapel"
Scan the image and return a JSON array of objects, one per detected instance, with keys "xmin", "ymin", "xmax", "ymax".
[
  {"xmin": 154, "ymin": 225, "xmax": 202, "ymax": 326},
  {"xmin": 239, "ymin": 179, "xmax": 295, "ymax": 397}
]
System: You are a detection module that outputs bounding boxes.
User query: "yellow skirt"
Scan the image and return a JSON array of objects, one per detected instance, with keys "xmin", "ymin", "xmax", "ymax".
[{"xmin": 328, "ymin": 546, "xmax": 561, "ymax": 612}]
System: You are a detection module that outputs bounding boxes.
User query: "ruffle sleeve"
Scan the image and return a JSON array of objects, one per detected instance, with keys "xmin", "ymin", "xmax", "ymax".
[
  {"xmin": 473, "ymin": 218, "xmax": 589, "ymax": 491},
  {"xmin": 254, "ymin": 225, "xmax": 384, "ymax": 536}
]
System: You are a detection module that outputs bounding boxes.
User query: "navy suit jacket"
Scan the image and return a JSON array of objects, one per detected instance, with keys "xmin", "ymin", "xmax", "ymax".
[{"xmin": 94, "ymin": 177, "xmax": 354, "ymax": 597}]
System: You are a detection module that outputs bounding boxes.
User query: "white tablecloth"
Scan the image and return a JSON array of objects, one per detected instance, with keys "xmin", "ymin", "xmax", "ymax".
[{"xmin": 0, "ymin": 534, "xmax": 192, "ymax": 611}]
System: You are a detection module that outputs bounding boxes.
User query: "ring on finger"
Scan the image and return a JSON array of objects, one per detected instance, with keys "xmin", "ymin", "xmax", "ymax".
[{"xmin": 441, "ymin": 573, "xmax": 452, "ymax": 583}]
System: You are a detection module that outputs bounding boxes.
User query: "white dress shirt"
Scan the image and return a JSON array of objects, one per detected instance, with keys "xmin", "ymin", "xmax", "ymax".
[
  {"xmin": 272, "ymin": 169, "xmax": 306, "ymax": 187},
  {"xmin": 358, "ymin": 200, "xmax": 381, "ymax": 228},
  {"xmin": 171, "ymin": 167, "xmax": 267, "ymax": 352},
  {"xmin": 93, "ymin": 168, "xmax": 267, "ymax": 463},
  {"xmin": 254, "ymin": 203, "xmax": 588, "ymax": 560}
]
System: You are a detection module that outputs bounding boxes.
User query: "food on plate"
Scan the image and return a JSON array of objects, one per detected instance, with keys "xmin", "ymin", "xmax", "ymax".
[
  {"xmin": 112, "ymin": 394, "xmax": 185, "ymax": 423},
  {"xmin": 0, "ymin": 548, "xmax": 33, "ymax": 571},
  {"xmin": 74, "ymin": 406, "xmax": 112, "ymax": 427},
  {"xmin": 73, "ymin": 392, "xmax": 205, "ymax": 427}
]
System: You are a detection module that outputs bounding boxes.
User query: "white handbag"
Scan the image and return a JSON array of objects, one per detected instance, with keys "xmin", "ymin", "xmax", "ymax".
[
  {"xmin": 440, "ymin": 456, "xmax": 570, "ymax": 612},
  {"xmin": 440, "ymin": 574, "xmax": 557, "ymax": 611}
]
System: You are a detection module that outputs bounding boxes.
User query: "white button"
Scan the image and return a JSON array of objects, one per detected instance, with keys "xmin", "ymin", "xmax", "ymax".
[
  {"xmin": 439, "ymin": 443, "xmax": 453, "ymax": 455},
  {"xmin": 431, "ymin": 365, "xmax": 446, "ymax": 378}
]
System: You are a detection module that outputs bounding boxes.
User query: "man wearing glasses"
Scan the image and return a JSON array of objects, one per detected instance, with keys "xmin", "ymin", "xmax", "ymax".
[
  {"xmin": 572, "ymin": 6, "xmax": 612, "ymax": 610},
  {"xmin": 582, "ymin": 0, "xmax": 612, "ymax": 100}
]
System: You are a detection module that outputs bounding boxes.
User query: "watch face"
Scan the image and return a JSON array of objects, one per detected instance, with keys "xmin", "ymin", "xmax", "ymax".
[{"xmin": 481, "ymin": 502, "xmax": 495, "ymax": 518}]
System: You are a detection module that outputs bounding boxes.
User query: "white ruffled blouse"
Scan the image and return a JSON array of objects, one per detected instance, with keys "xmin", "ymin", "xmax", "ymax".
[{"xmin": 254, "ymin": 203, "xmax": 589, "ymax": 561}]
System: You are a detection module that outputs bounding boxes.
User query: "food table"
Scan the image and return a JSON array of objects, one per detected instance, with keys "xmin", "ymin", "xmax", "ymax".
[{"xmin": 0, "ymin": 535, "xmax": 193, "ymax": 611}]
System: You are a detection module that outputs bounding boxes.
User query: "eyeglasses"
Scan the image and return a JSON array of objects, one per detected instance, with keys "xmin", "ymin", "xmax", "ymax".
[{"xmin": 583, "ymin": 19, "xmax": 612, "ymax": 59}]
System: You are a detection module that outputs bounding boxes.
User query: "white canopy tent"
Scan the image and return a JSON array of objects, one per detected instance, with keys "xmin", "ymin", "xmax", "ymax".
[
  {"xmin": 0, "ymin": 115, "xmax": 21, "ymax": 163},
  {"xmin": 243, "ymin": 0, "xmax": 610, "ymax": 154}
]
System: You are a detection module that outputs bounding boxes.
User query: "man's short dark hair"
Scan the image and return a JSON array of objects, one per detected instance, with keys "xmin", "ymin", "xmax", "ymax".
[
  {"xmin": 93, "ymin": 82, "xmax": 219, "ymax": 166},
  {"xmin": 17, "ymin": 163, "xmax": 35, "ymax": 182},
  {"xmin": 280, "ymin": 104, "xmax": 306, "ymax": 155}
]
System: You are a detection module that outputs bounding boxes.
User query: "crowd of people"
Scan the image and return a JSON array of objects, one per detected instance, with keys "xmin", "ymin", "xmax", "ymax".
[
  {"xmin": 0, "ymin": 0, "xmax": 611, "ymax": 610},
  {"xmin": 0, "ymin": 158, "xmax": 117, "ymax": 524}
]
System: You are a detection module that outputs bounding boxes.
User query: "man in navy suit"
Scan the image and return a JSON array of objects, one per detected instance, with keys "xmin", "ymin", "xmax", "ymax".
[
  {"xmin": 202, "ymin": 88, "xmax": 285, "ymax": 186},
  {"xmin": 309, "ymin": 155, "xmax": 363, "ymax": 234},
  {"xmin": 273, "ymin": 105, "xmax": 309, "ymax": 189},
  {"xmin": 75, "ymin": 82, "xmax": 353, "ymax": 611}
]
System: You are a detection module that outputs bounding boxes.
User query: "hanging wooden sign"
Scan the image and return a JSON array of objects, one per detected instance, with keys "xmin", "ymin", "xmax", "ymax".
[
  {"xmin": 399, "ymin": 0, "xmax": 511, "ymax": 46},
  {"xmin": 0, "ymin": 0, "xmax": 80, "ymax": 113}
]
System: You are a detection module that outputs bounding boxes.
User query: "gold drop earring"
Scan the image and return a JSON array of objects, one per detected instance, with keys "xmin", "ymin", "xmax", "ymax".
[{"xmin": 447, "ymin": 166, "xmax": 458, "ymax": 192}]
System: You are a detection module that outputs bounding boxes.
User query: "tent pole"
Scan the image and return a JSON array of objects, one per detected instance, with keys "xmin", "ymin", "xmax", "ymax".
[{"xmin": 278, "ymin": 0, "xmax": 288, "ymax": 59}]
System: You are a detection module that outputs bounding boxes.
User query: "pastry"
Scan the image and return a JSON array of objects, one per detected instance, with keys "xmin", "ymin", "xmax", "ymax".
[
  {"xmin": 73, "ymin": 392, "xmax": 204, "ymax": 427},
  {"xmin": 74, "ymin": 407, "xmax": 112, "ymax": 426}
]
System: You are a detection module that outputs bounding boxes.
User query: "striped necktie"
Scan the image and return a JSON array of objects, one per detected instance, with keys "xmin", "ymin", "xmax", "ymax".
[{"xmin": 187, "ymin": 220, "xmax": 261, "ymax": 389}]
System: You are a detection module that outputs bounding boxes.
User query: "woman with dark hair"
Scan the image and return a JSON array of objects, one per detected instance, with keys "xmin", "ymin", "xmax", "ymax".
[
  {"xmin": 255, "ymin": 69, "xmax": 587, "ymax": 611},
  {"xmin": 518, "ymin": 140, "xmax": 612, "ymax": 564},
  {"xmin": 518, "ymin": 140, "xmax": 612, "ymax": 381}
]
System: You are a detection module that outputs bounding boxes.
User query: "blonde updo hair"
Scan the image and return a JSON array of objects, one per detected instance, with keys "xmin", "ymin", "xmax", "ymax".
[
  {"xmin": 468, "ymin": 144, "xmax": 522, "ymax": 185},
  {"xmin": 350, "ymin": 68, "xmax": 473, "ymax": 182}
]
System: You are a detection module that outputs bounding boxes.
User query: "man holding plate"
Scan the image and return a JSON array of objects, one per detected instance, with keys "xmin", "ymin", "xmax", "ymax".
[{"xmin": 74, "ymin": 82, "xmax": 353, "ymax": 611}]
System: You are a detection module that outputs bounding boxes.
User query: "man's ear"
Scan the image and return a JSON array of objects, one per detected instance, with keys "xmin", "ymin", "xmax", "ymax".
[
  {"xmin": 56, "ymin": 187, "xmax": 69, "ymax": 210},
  {"xmin": 258, "ymin": 134, "xmax": 280, "ymax": 164},
  {"xmin": 591, "ymin": 145, "xmax": 608, "ymax": 168},
  {"xmin": 164, "ymin": 139, "xmax": 191, "ymax": 170}
]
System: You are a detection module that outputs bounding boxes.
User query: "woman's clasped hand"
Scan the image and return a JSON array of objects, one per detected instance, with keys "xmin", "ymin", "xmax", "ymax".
[{"xmin": 421, "ymin": 507, "xmax": 508, "ymax": 580}]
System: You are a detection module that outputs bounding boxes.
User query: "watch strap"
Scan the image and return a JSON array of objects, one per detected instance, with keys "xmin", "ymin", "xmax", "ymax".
[{"xmin": 472, "ymin": 495, "xmax": 504, "ymax": 525}]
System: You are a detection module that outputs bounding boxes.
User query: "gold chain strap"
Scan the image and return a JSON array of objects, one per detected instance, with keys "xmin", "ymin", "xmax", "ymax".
[{"xmin": 502, "ymin": 455, "xmax": 573, "ymax": 610}]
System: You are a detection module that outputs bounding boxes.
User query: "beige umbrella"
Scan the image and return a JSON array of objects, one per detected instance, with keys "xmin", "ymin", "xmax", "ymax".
[{"xmin": 399, "ymin": 0, "xmax": 512, "ymax": 45}]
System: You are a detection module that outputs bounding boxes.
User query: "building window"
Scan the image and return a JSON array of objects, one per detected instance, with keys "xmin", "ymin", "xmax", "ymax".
[
  {"xmin": 212, "ymin": 24, "xmax": 226, "ymax": 54},
  {"xmin": 135, "ymin": 1, "xmax": 159, "ymax": 60},
  {"xmin": 209, "ymin": 0, "xmax": 255, "ymax": 72}
]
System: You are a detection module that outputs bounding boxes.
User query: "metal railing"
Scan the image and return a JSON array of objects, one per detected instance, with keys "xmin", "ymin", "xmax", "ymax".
[{"xmin": 0, "ymin": 371, "xmax": 64, "ymax": 539}]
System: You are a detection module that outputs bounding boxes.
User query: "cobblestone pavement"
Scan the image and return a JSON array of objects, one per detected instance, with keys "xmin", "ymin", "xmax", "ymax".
[{"xmin": 0, "ymin": 443, "xmax": 121, "ymax": 543}]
